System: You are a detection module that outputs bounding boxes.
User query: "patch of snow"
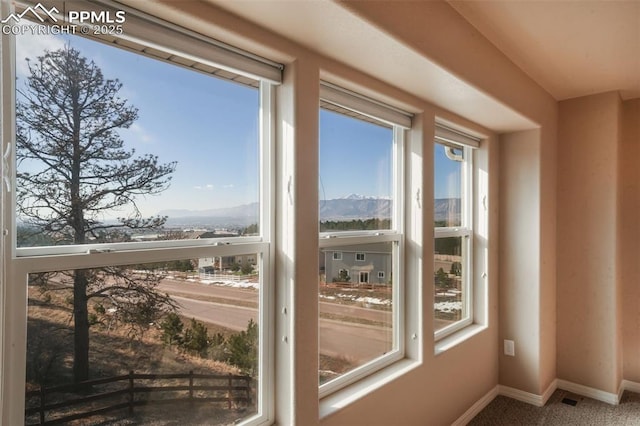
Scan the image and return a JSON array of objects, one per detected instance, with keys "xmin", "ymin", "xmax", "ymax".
[
  {"xmin": 357, "ymin": 296, "xmax": 391, "ymax": 306},
  {"xmin": 434, "ymin": 301, "xmax": 462, "ymax": 313},
  {"xmin": 201, "ymin": 279, "xmax": 259, "ymax": 290},
  {"xmin": 320, "ymin": 295, "xmax": 337, "ymax": 300}
]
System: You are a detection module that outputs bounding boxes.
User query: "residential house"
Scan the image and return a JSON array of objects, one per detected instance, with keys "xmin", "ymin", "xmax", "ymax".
[{"xmin": 322, "ymin": 243, "xmax": 392, "ymax": 286}]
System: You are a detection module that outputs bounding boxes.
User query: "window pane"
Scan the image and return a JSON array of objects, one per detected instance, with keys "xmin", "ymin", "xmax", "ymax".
[
  {"xmin": 25, "ymin": 255, "xmax": 260, "ymax": 424},
  {"xmin": 319, "ymin": 242, "xmax": 395, "ymax": 385},
  {"xmin": 434, "ymin": 237, "xmax": 467, "ymax": 332},
  {"xmin": 16, "ymin": 31, "xmax": 260, "ymax": 248},
  {"xmin": 319, "ymin": 109, "xmax": 393, "ymax": 232},
  {"xmin": 434, "ymin": 143, "xmax": 462, "ymax": 228}
]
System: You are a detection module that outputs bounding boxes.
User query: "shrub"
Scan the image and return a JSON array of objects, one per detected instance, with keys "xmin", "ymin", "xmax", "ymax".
[
  {"xmin": 240, "ymin": 263, "xmax": 254, "ymax": 275},
  {"xmin": 227, "ymin": 319, "xmax": 258, "ymax": 375},
  {"xmin": 333, "ymin": 269, "xmax": 350, "ymax": 283},
  {"xmin": 208, "ymin": 332, "xmax": 227, "ymax": 362},
  {"xmin": 161, "ymin": 313, "xmax": 184, "ymax": 347},
  {"xmin": 182, "ymin": 318, "xmax": 209, "ymax": 357}
]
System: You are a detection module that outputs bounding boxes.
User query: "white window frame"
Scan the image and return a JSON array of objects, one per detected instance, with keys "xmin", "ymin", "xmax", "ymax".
[
  {"xmin": 318, "ymin": 82, "xmax": 411, "ymax": 398},
  {"xmin": 378, "ymin": 271, "xmax": 385, "ymax": 279},
  {"xmin": 355, "ymin": 252, "xmax": 366, "ymax": 262},
  {"xmin": 433, "ymin": 136, "xmax": 475, "ymax": 342},
  {"xmin": 333, "ymin": 252, "xmax": 342, "ymax": 261},
  {"xmin": 0, "ymin": 3, "xmax": 277, "ymax": 424}
]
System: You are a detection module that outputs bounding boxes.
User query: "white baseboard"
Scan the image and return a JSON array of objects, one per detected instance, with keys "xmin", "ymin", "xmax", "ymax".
[
  {"xmin": 498, "ymin": 385, "xmax": 546, "ymax": 407},
  {"xmin": 451, "ymin": 386, "xmax": 499, "ymax": 426},
  {"xmin": 454, "ymin": 378, "xmax": 640, "ymax": 425},
  {"xmin": 622, "ymin": 379, "xmax": 640, "ymax": 394},
  {"xmin": 453, "ymin": 381, "xmax": 556, "ymax": 425},
  {"xmin": 541, "ymin": 378, "xmax": 558, "ymax": 405},
  {"xmin": 557, "ymin": 379, "xmax": 620, "ymax": 405}
]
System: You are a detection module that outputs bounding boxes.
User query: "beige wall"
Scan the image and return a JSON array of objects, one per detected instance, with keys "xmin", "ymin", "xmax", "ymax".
[
  {"xmin": 557, "ymin": 92, "xmax": 622, "ymax": 393},
  {"xmin": 622, "ymin": 99, "xmax": 640, "ymax": 382},
  {"xmin": 497, "ymin": 126, "xmax": 558, "ymax": 397},
  {"xmin": 539, "ymin": 121, "xmax": 559, "ymax": 394},
  {"xmin": 339, "ymin": 0, "xmax": 557, "ymax": 126},
  {"xmin": 499, "ymin": 130, "xmax": 541, "ymax": 394}
]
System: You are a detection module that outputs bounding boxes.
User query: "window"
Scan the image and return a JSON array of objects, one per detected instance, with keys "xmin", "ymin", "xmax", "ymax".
[
  {"xmin": 318, "ymin": 82, "xmax": 411, "ymax": 396},
  {"xmin": 2, "ymin": 2, "xmax": 279, "ymax": 424},
  {"xmin": 333, "ymin": 252, "xmax": 343, "ymax": 260},
  {"xmin": 378, "ymin": 271, "xmax": 385, "ymax": 279},
  {"xmin": 433, "ymin": 125, "xmax": 477, "ymax": 340}
]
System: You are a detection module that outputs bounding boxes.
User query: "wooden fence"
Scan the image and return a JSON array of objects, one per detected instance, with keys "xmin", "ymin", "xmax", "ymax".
[{"xmin": 25, "ymin": 371, "xmax": 252, "ymax": 425}]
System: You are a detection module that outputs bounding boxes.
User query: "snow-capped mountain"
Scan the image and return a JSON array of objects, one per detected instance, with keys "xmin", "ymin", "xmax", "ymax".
[{"xmin": 159, "ymin": 195, "xmax": 460, "ymax": 226}]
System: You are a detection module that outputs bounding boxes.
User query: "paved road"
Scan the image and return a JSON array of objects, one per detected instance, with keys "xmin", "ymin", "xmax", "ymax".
[
  {"xmin": 173, "ymin": 296, "xmax": 257, "ymax": 332},
  {"xmin": 158, "ymin": 280, "xmax": 258, "ymax": 303},
  {"xmin": 164, "ymin": 279, "xmax": 392, "ymax": 363},
  {"xmin": 159, "ymin": 279, "xmax": 391, "ymax": 322},
  {"xmin": 319, "ymin": 320, "xmax": 392, "ymax": 362}
]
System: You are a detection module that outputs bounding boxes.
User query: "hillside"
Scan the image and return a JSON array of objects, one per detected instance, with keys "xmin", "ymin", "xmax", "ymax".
[{"xmin": 159, "ymin": 195, "xmax": 461, "ymax": 227}]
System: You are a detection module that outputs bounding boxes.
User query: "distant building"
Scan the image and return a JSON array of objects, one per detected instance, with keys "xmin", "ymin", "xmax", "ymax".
[
  {"xmin": 434, "ymin": 254, "xmax": 462, "ymax": 276},
  {"xmin": 321, "ymin": 243, "xmax": 392, "ymax": 285},
  {"xmin": 198, "ymin": 254, "xmax": 258, "ymax": 273}
]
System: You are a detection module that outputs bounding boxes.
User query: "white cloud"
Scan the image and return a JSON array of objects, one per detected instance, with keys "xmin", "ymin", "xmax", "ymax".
[
  {"xmin": 194, "ymin": 184, "xmax": 215, "ymax": 191},
  {"xmin": 15, "ymin": 24, "xmax": 65, "ymax": 78},
  {"xmin": 127, "ymin": 123, "xmax": 153, "ymax": 144}
]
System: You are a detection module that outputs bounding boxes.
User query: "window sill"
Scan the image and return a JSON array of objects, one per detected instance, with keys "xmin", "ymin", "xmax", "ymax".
[
  {"xmin": 319, "ymin": 358, "xmax": 421, "ymax": 420},
  {"xmin": 434, "ymin": 324, "xmax": 487, "ymax": 356}
]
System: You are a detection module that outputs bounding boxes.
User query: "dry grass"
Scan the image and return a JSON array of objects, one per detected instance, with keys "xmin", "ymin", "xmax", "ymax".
[
  {"xmin": 26, "ymin": 285, "xmax": 254, "ymax": 425},
  {"xmin": 318, "ymin": 354, "xmax": 356, "ymax": 385}
]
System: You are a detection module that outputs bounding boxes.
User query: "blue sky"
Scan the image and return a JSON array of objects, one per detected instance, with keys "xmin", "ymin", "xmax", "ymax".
[
  {"xmin": 17, "ymin": 32, "xmax": 259, "ymax": 218},
  {"xmin": 319, "ymin": 109, "xmax": 393, "ymax": 200},
  {"xmin": 434, "ymin": 144, "xmax": 462, "ymax": 199},
  {"xmin": 16, "ymin": 31, "xmax": 459, "ymax": 219}
]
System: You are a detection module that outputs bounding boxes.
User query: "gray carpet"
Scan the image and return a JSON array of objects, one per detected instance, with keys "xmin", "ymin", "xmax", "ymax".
[{"xmin": 469, "ymin": 390, "xmax": 640, "ymax": 425}]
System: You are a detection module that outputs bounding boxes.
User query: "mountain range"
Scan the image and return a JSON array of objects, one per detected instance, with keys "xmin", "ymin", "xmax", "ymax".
[{"xmin": 159, "ymin": 194, "xmax": 460, "ymax": 227}]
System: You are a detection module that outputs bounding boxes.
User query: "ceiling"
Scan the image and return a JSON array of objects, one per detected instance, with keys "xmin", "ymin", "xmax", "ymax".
[
  {"xmin": 193, "ymin": 0, "xmax": 639, "ymax": 131},
  {"xmin": 449, "ymin": 0, "xmax": 640, "ymax": 101},
  {"xmin": 202, "ymin": 0, "xmax": 538, "ymax": 132}
]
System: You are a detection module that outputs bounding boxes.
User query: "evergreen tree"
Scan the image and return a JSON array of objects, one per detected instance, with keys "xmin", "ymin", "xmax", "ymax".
[
  {"xmin": 161, "ymin": 313, "xmax": 184, "ymax": 347},
  {"xmin": 227, "ymin": 319, "xmax": 258, "ymax": 375},
  {"xmin": 182, "ymin": 318, "xmax": 210, "ymax": 357},
  {"xmin": 16, "ymin": 45, "xmax": 176, "ymax": 382}
]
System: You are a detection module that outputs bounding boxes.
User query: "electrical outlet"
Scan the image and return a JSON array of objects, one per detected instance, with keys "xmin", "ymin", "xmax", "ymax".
[{"xmin": 504, "ymin": 339, "xmax": 515, "ymax": 356}]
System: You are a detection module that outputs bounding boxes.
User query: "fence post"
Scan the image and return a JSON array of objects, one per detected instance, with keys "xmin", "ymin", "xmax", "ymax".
[
  {"xmin": 128, "ymin": 370, "xmax": 134, "ymax": 415},
  {"xmin": 228, "ymin": 374, "xmax": 232, "ymax": 410},
  {"xmin": 39, "ymin": 385, "xmax": 45, "ymax": 425},
  {"xmin": 189, "ymin": 370, "xmax": 194, "ymax": 401}
]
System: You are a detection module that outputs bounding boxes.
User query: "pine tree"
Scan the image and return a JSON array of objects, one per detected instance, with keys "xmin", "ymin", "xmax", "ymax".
[{"xmin": 17, "ymin": 45, "xmax": 176, "ymax": 382}]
